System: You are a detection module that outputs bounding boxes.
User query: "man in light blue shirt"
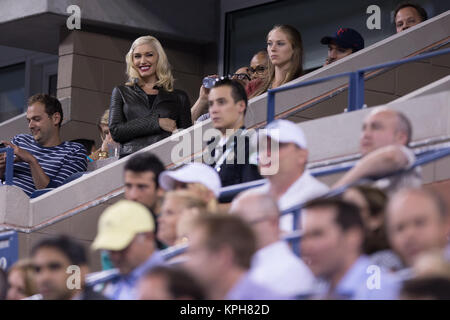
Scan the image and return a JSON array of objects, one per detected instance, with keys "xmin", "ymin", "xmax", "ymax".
[
  {"xmin": 92, "ymin": 200, "xmax": 164, "ymax": 300},
  {"xmin": 386, "ymin": 188, "xmax": 450, "ymax": 270},
  {"xmin": 184, "ymin": 214, "xmax": 284, "ymax": 300},
  {"xmin": 301, "ymin": 198, "xmax": 401, "ymax": 300},
  {"xmin": 231, "ymin": 192, "xmax": 315, "ymax": 297}
]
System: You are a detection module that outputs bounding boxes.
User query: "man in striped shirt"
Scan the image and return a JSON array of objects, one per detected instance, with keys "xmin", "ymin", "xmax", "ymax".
[{"xmin": 0, "ymin": 94, "xmax": 87, "ymax": 196}]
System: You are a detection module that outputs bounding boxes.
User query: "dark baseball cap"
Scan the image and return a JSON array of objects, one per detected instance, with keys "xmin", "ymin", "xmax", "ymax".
[{"xmin": 321, "ymin": 28, "xmax": 365, "ymax": 52}]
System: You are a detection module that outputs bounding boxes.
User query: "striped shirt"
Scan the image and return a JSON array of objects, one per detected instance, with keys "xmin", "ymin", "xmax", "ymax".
[{"xmin": 8, "ymin": 134, "xmax": 87, "ymax": 196}]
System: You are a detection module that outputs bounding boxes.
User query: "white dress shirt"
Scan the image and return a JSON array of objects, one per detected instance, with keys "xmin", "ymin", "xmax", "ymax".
[
  {"xmin": 374, "ymin": 145, "xmax": 422, "ymax": 196},
  {"xmin": 240, "ymin": 170, "xmax": 329, "ymax": 231},
  {"xmin": 248, "ymin": 241, "xmax": 315, "ymax": 297}
]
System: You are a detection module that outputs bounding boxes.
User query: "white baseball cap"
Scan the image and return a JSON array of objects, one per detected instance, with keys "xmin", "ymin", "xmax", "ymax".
[
  {"xmin": 260, "ymin": 119, "xmax": 307, "ymax": 149},
  {"xmin": 159, "ymin": 162, "xmax": 222, "ymax": 197}
]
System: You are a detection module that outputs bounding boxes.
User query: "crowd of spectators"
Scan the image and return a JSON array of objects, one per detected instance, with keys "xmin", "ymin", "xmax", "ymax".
[{"xmin": 1, "ymin": 2, "xmax": 447, "ymax": 301}]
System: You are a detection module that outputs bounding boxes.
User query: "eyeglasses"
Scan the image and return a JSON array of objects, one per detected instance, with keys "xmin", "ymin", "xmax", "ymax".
[
  {"xmin": 249, "ymin": 66, "xmax": 267, "ymax": 75},
  {"xmin": 32, "ymin": 261, "xmax": 64, "ymax": 273}
]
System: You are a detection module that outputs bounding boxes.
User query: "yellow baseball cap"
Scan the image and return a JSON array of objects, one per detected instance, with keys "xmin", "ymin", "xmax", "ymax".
[{"xmin": 92, "ymin": 200, "xmax": 155, "ymax": 251}]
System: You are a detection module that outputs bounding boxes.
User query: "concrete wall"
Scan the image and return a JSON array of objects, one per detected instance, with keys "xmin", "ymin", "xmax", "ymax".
[
  {"xmin": 301, "ymin": 91, "xmax": 450, "ymax": 162},
  {"xmin": 0, "ymin": 0, "xmax": 219, "ymax": 54},
  {"xmin": 56, "ymin": 30, "xmax": 129, "ymax": 146},
  {"xmin": 46, "ymin": 0, "xmax": 219, "ymax": 43},
  {"xmin": 389, "ymin": 74, "xmax": 450, "ymax": 102},
  {"xmin": 17, "ymin": 193, "xmax": 124, "ymax": 272}
]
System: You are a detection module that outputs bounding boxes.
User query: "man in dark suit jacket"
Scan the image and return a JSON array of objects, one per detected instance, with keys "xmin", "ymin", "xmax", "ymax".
[{"xmin": 204, "ymin": 78, "xmax": 261, "ymax": 190}]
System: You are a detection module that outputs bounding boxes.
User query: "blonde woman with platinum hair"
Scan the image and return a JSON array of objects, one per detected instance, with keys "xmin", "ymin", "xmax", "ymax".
[
  {"xmin": 109, "ymin": 35, "xmax": 192, "ymax": 158},
  {"xmin": 125, "ymin": 35, "xmax": 174, "ymax": 91}
]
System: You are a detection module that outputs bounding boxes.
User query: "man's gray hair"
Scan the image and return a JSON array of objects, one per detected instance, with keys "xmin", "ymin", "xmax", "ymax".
[{"xmin": 395, "ymin": 111, "xmax": 413, "ymax": 146}]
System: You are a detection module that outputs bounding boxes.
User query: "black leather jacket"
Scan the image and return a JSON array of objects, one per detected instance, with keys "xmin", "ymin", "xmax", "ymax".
[{"xmin": 109, "ymin": 84, "xmax": 192, "ymax": 157}]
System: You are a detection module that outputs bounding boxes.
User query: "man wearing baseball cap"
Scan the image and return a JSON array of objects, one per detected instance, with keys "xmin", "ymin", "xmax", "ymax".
[
  {"xmin": 158, "ymin": 162, "xmax": 222, "ymax": 200},
  {"xmin": 92, "ymin": 200, "xmax": 164, "ymax": 300},
  {"xmin": 321, "ymin": 27, "xmax": 365, "ymax": 66},
  {"xmin": 233, "ymin": 119, "xmax": 329, "ymax": 232}
]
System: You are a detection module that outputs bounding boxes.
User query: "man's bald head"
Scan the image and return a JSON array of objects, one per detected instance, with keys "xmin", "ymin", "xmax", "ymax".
[
  {"xmin": 360, "ymin": 108, "xmax": 412, "ymax": 155},
  {"xmin": 232, "ymin": 192, "xmax": 279, "ymax": 221},
  {"xmin": 231, "ymin": 192, "xmax": 280, "ymax": 249},
  {"xmin": 386, "ymin": 188, "xmax": 450, "ymax": 267}
]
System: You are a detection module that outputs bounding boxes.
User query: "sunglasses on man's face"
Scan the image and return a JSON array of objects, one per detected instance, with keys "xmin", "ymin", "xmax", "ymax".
[
  {"xmin": 249, "ymin": 66, "xmax": 266, "ymax": 75},
  {"xmin": 232, "ymin": 73, "xmax": 251, "ymax": 81},
  {"xmin": 32, "ymin": 261, "xmax": 64, "ymax": 273}
]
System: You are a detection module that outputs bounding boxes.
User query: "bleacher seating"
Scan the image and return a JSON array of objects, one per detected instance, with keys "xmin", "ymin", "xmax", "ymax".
[{"xmin": 0, "ymin": 11, "xmax": 449, "ymax": 271}]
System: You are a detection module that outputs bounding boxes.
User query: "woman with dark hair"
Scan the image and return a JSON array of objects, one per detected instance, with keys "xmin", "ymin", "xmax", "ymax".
[
  {"xmin": 248, "ymin": 24, "xmax": 304, "ymax": 98},
  {"xmin": 343, "ymin": 185, "xmax": 389, "ymax": 254},
  {"xmin": 343, "ymin": 185, "xmax": 404, "ymax": 272},
  {"xmin": 109, "ymin": 35, "xmax": 192, "ymax": 158}
]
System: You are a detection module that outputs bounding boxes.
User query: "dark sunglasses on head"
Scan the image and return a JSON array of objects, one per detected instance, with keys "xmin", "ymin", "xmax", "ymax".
[
  {"xmin": 203, "ymin": 74, "xmax": 249, "ymax": 89},
  {"xmin": 203, "ymin": 75, "xmax": 230, "ymax": 89},
  {"xmin": 32, "ymin": 262, "xmax": 64, "ymax": 273}
]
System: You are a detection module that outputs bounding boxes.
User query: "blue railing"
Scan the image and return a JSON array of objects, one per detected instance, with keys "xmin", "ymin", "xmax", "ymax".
[
  {"xmin": 279, "ymin": 145, "xmax": 450, "ymax": 257},
  {"xmin": 218, "ymin": 145, "xmax": 450, "ymax": 203},
  {"xmin": 160, "ymin": 242, "xmax": 188, "ymax": 261},
  {"xmin": 266, "ymin": 47, "xmax": 450, "ymax": 123},
  {"xmin": 0, "ymin": 147, "xmax": 14, "ymax": 186},
  {"xmin": 86, "ymin": 243, "xmax": 190, "ymax": 287}
]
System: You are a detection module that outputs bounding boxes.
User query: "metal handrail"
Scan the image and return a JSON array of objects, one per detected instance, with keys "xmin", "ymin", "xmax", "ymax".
[
  {"xmin": 266, "ymin": 47, "xmax": 450, "ymax": 123},
  {"xmin": 278, "ymin": 145, "xmax": 450, "ymax": 257},
  {"xmin": 0, "ymin": 147, "xmax": 14, "ymax": 185},
  {"xmin": 85, "ymin": 243, "xmax": 189, "ymax": 286},
  {"xmin": 266, "ymin": 71, "xmax": 354, "ymax": 122},
  {"xmin": 218, "ymin": 143, "xmax": 450, "ymax": 204},
  {"xmin": 160, "ymin": 242, "xmax": 188, "ymax": 260},
  {"xmin": 281, "ymin": 146, "xmax": 450, "ymax": 216}
]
